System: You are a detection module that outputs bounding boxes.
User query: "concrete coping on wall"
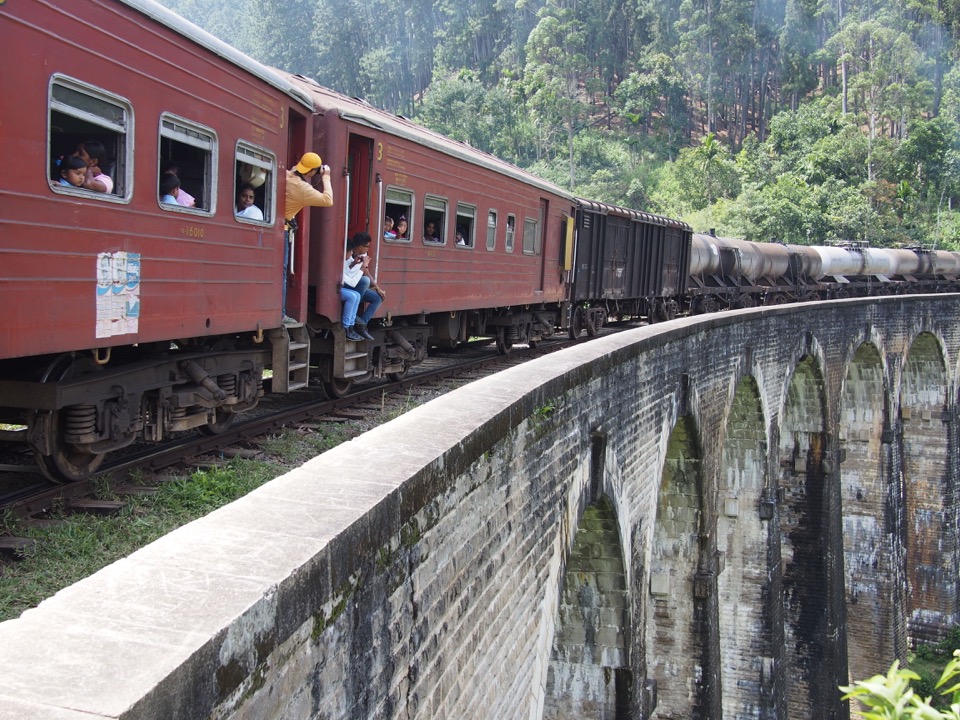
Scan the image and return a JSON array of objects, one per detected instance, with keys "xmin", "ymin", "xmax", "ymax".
[{"xmin": 0, "ymin": 296, "xmax": 926, "ymax": 718}]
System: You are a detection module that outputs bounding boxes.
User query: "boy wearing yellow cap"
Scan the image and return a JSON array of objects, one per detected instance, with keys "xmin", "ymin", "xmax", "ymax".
[{"xmin": 282, "ymin": 152, "xmax": 333, "ymax": 322}]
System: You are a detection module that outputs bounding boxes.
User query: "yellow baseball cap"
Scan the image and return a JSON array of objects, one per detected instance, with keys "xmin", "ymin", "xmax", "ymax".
[{"xmin": 295, "ymin": 152, "xmax": 322, "ymax": 174}]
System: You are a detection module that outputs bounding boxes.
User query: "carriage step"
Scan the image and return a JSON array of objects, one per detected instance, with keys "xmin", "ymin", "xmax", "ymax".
[{"xmin": 269, "ymin": 325, "xmax": 311, "ymax": 393}]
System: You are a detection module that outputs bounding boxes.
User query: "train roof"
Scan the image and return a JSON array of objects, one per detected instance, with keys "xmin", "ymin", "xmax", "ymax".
[
  {"xmin": 577, "ymin": 198, "xmax": 692, "ymax": 231},
  {"xmin": 120, "ymin": 0, "xmax": 314, "ymax": 111},
  {"xmin": 280, "ymin": 72, "xmax": 577, "ymax": 201}
]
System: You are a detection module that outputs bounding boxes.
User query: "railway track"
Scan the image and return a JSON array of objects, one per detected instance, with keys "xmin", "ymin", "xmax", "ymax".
[{"xmin": 0, "ymin": 331, "xmax": 585, "ymax": 520}]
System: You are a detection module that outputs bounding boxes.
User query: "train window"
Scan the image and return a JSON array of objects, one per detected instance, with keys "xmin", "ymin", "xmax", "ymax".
[
  {"xmin": 423, "ymin": 195, "xmax": 447, "ymax": 245},
  {"xmin": 455, "ymin": 203, "xmax": 476, "ymax": 248},
  {"xmin": 48, "ymin": 75, "xmax": 131, "ymax": 201},
  {"xmin": 505, "ymin": 214, "xmax": 516, "ymax": 253},
  {"xmin": 486, "ymin": 210, "xmax": 498, "ymax": 251},
  {"xmin": 234, "ymin": 142, "xmax": 275, "ymax": 224},
  {"xmin": 523, "ymin": 217, "xmax": 538, "ymax": 254},
  {"xmin": 385, "ymin": 187, "xmax": 413, "ymax": 242},
  {"xmin": 159, "ymin": 114, "xmax": 215, "ymax": 213}
]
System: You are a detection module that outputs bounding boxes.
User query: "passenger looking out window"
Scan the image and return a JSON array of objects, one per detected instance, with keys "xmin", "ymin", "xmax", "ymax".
[
  {"xmin": 49, "ymin": 76, "xmax": 130, "ymax": 198},
  {"xmin": 234, "ymin": 147, "xmax": 274, "ymax": 224},
  {"xmin": 159, "ymin": 173, "xmax": 180, "ymax": 205},
  {"xmin": 236, "ymin": 184, "xmax": 264, "ymax": 220},
  {"xmin": 57, "ymin": 156, "xmax": 86, "ymax": 187},
  {"xmin": 455, "ymin": 203, "xmax": 476, "ymax": 247},
  {"xmin": 384, "ymin": 216, "xmax": 397, "ymax": 239},
  {"xmin": 423, "ymin": 221, "xmax": 440, "ymax": 243},
  {"xmin": 162, "ymin": 164, "xmax": 196, "ymax": 208},
  {"xmin": 74, "ymin": 141, "xmax": 113, "ymax": 193},
  {"xmin": 385, "ymin": 188, "xmax": 413, "ymax": 241}
]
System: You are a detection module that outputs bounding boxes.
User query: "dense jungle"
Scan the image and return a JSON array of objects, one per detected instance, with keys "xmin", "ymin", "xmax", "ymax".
[{"xmin": 160, "ymin": 0, "xmax": 960, "ymax": 248}]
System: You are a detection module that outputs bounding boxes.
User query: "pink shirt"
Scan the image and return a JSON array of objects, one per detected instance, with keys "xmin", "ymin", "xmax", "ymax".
[
  {"xmin": 176, "ymin": 188, "xmax": 196, "ymax": 207},
  {"xmin": 91, "ymin": 171, "xmax": 114, "ymax": 194}
]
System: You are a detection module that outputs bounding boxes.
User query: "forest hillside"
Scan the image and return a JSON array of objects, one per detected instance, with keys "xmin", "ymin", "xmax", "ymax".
[{"xmin": 160, "ymin": 0, "xmax": 960, "ymax": 247}]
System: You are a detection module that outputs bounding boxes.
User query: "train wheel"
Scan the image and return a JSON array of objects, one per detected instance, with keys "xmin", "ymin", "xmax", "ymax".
[
  {"xmin": 586, "ymin": 311, "xmax": 604, "ymax": 337},
  {"xmin": 35, "ymin": 441, "xmax": 105, "ymax": 484},
  {"xmin": 33, "ymin": 355, "xmax": 105, "ymax": 483},
  {"xmin": 496, "ymin": 327, "xmax": 513, "ymax": 355},
  {"xmin": 569, "ymin": 310, "xmax": 585, "ymax": 339},
  {"xmin": 387, "ymin": 362, "xmax": 409, "ymax": 382},
  {"xmin": 325, "ymin": 377, "xmax": 354, "ymax": 399},
  {"xmin": 198, "ymin": 408, "xmax": 236, "ymax": 436}
]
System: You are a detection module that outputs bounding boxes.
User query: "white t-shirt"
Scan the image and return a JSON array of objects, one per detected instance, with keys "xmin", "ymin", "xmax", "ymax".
[
  {"xmin": 342, "ymin": 256, "xmax": 364, "ymax": 288},
  {"xmin": 236, "ymin": 205, "xmax": 264, "ymax": 221}
]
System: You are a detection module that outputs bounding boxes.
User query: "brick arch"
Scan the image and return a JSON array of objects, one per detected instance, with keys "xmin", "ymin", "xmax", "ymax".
[
  {"xmin": 778, "ymin": 354, "xmax": 831, "ymax": 719},
  {"xmin": 646, "ymin": 415, "xmax": 706, "ymax": 719},
  {"xmin": 717, "ymin": 375, "xmax": 771, "ymax": 719},
  {"xmin": 901, "ymin": 331, "xmax": 956, "ymax": 645},
  {"xmin": 543, "ymin": 495, "xmax": 631, "ymax": 719},
  {"xmin": 839, "ymin": 342, "xmax": 899, "ymax": 677}
]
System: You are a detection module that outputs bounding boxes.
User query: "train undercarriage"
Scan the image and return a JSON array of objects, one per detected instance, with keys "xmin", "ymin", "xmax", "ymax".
[{"xmin": 0, "ymin": 339, "xmax": 269, "ymax": 482}]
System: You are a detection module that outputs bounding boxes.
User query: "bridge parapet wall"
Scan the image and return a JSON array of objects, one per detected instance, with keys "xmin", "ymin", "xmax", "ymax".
[{"xmin": 0, "ymin": 296, "xmax": 957, "ymax": 719}]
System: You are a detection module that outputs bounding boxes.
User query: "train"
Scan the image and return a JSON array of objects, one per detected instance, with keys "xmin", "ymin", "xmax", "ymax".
[{"xmin": 2, "ymin": 0, "xmax": 958, "ymax": 483}]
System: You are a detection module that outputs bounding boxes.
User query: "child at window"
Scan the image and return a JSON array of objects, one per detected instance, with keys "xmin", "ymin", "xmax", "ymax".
[
  {"xmin": 74, "ymin": 141, "xmax": 113, "ymax": 194},
  {"xmin": 160, "ymin": 173, "xmax": 180, "ymax": 205},
  {"xmin": 57, "ymin": 156, "xmax": 87, "ymax": 187}
]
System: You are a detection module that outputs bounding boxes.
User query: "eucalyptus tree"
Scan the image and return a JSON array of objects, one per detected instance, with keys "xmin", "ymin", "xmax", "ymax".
[
  {"xmin": 416, "ymin": 71, "xmax": 534, "ymax": 163},
  {"xmin": 523, "ymin": 0, "xmax": 592, "ymax": 186},
  {"xmin": 234, "ymin": 0, "xmax": 319, "ymax": 75},
  {"xmin": 826, "ymin": 10, "xmax": 930, "ymax": 180},
  {"xmin": 614, "ymin": 53, "xmax": 689, "ymax": 155}
]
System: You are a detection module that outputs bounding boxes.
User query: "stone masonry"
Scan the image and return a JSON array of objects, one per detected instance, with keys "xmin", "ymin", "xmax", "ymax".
[{"xmin": 0, "ymin": 295, "xmax": 957, "ymax": 720}]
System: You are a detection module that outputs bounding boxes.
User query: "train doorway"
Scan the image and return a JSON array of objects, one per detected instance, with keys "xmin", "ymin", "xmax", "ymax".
[{"xmin": 347, "ymin": 134, "xmax": 374, "ymax": 239}]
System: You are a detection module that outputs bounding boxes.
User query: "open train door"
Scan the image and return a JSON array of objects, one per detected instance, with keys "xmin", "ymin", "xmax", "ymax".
[
  {"xmin": 346, "ymin": 133, "xmax": 374, "ymax": 240},
  {"xmin": 285, "ymin": 110, "xmax": 308, "ymax": 321}
]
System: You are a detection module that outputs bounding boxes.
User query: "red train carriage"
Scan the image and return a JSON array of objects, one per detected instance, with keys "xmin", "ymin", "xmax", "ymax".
[
  {"xmin": 283, "ymin": 74, "xmax": 577, "ymax": 396},
  {"xmin": 0, "ymin": 0, "xmax": 313, "ymax": 480}
]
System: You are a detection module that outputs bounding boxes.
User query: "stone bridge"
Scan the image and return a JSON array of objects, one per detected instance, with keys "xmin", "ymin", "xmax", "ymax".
[{"xmin": 0, "ymin": 295, "xmax": 958, "ymax": 720}]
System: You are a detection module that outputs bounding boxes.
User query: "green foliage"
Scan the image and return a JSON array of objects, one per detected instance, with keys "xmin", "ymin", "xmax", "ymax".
[
  {"xmin": 840, "ymin": 651, "xmax": 960, "ymax": 719},
  {"xmin": 155, "ymin": 0, "xmax": 960, "ymax": 242}
]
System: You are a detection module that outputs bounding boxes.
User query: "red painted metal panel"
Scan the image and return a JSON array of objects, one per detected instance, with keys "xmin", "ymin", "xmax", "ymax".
[
  {"xmin": 1, "ymin": 0, "xmax": 310, "ymax": 360},
  {"xmin": 285, "ymin": 76, "xmax": 572, "ymax": 326}
]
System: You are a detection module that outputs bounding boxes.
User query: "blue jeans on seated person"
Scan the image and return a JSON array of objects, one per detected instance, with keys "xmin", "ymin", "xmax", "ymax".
[
  {"xmin": 340, "ymin": 285, "xmax": 362, "ymax": 327},
  {"xmin": 354, "ymin": 276, "xmax": 383, "ymax": 325}
]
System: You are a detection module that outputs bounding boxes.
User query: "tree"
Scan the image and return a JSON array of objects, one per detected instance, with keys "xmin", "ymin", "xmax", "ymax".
[
  {"xmin": 840, "ymin": 651, "xmax": 960, "ymax": 719},
  {"xmin": 523, "ymin": 0, "xmax": 592, "ymax": 186},
  {"xmin": 671, "ymin": 133, "xmax": 742, "ymax": 210}
]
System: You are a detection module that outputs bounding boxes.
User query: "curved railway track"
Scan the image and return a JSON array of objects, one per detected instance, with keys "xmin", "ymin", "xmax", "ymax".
[{"xmin": 0, "ymin": 330, "xmax": 587, "ymax": 519}]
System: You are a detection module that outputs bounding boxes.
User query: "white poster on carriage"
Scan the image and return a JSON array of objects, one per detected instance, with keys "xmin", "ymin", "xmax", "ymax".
[{"xmin": 96, "ymin": 251, "xmax": 141, "ymax": 338}]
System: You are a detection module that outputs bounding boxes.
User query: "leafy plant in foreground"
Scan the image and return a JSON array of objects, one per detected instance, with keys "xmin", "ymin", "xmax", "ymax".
[{"xmin": 841, "ymin": 650, "xmax": 960, "ymax": 719}]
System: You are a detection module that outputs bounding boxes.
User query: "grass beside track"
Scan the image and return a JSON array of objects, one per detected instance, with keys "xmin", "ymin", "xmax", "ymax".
[{"xmin": 0, "ymin": 424, "xmax": 357, "ymax": 623}]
